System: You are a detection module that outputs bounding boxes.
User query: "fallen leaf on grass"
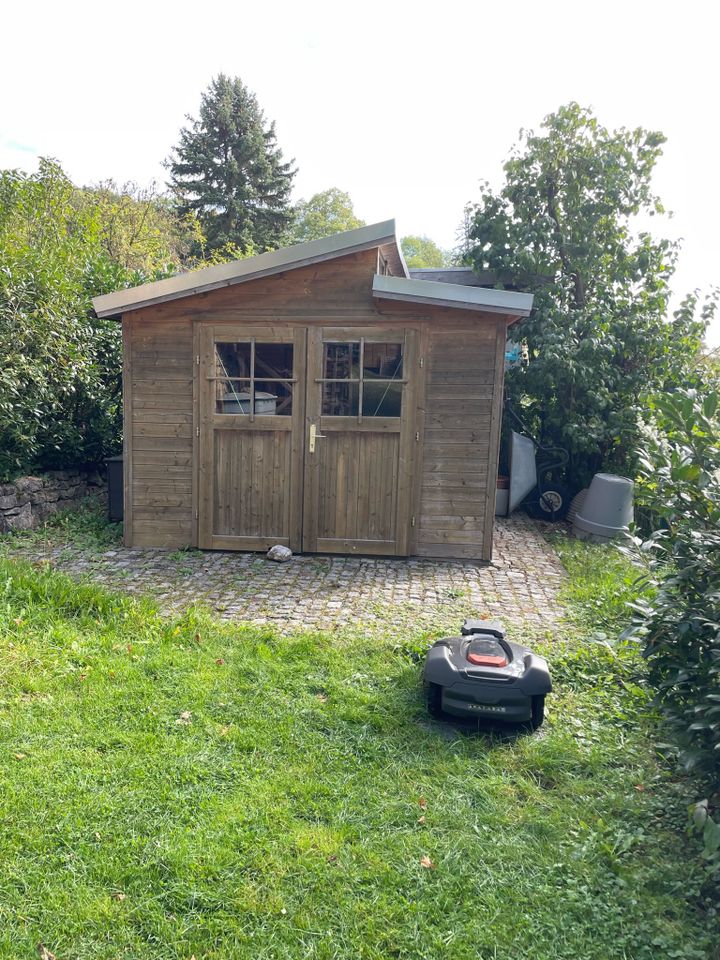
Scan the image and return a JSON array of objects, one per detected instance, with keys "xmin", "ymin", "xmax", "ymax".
[
  {"xmin": 417, "ymin": 815, "xmax": 425, "ymax": 825},
  {"xmin": 14, "ymin": 753, "xmax": 27, "ymax": 761},
  {"xmin": 37, "ymin": 946, "xmax": 56, "ymax": 960},
  {"xmin": 315, "ymin": 693, "xmax": 328, "ymax": 703},
  {"xmin": 215, "ymin": 658, "xmax": 225, "ymax": 665},
  {"xmin": 194, "ymin": 633, "xmax": 202, "ymax": 644},
  {"xmin": 13, "ymin": 618, "xmax": 23, "ymax": 626},
  {"xmin": 634, "ymin": 784, "xmax": 645, "ymax": 792},
  {"xmin": 418, "ymin": 797, "xmax": 427, "ymax": 810},
  {"xmin": 176, "ymin": 711, "xmax": 192, "ymax": 725},
  {"xmin": 420, "ymin": 856, "xmax": 435, "ymax": 869},
  {"xmin": 219, "ymin": 724, "xmax": 231, "ymax": 737},
  {"xmin": 111, "ymin": 891, "xmax": 126, "ymax": 902}
]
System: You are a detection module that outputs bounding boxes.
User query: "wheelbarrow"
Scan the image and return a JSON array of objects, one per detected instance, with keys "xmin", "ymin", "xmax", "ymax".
[{"xmin": 506, "ymin": 405, "xmax": 571, "ymax": 521}]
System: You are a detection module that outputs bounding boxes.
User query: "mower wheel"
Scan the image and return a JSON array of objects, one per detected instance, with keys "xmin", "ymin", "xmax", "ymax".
[
  {"xmin": 527, "ymin": 483, "xmax": 571, "ymax": 521},
  {"xmin": 426, "ymin": 682, "xmax": 443, "ymax": 718},
  {"xmin": 530, "ymin": 694, "xmax": 545, "ymax": 730}
]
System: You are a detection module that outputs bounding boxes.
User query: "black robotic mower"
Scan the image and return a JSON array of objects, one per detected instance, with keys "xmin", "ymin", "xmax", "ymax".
[{"xmin": 423, "ymin": 620, "xmax": 551, "ymax": 729}]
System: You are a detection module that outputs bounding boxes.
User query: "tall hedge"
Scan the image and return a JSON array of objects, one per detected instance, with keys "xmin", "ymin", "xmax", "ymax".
[
  {"xmin": 628, "ymin": 387, "xmax": 720, "ymax": 873},
  {"xmin": 0, "ymin": 161, "xmax": 190, "ymax": 482}
]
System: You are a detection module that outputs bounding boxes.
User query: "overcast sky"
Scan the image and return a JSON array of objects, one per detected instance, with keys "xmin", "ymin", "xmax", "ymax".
[{"xmin": 3, "ymin": 0, "xmax": 718, "ymax": 345}]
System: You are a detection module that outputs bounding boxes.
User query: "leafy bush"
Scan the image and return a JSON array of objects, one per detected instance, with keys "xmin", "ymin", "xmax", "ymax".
[
  {"xmin": 626, "ymin": 388, "xmax": 720, "ymax": 875},
  {"xmin": 0, "ymin": 161, "xmax": 197, "ymax": 481}
]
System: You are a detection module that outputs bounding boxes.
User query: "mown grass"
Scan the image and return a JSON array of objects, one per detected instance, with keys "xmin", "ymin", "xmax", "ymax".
[{"xmin": 0, "ymin": 538, "xmax": 714, "ymax": 959}]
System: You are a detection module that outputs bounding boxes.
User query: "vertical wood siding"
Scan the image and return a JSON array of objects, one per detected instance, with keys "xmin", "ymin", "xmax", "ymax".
[{"xmin": 415, "ymin": 320, "xmax": 505, "ymax": 561}]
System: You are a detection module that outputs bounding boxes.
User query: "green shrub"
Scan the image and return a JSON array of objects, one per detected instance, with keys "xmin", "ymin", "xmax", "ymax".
[
  {"xmin": 625, "ymin": 387, "xmax": 720, "ymax": 875},
  {"xmin": 0, "ymin": 161, "xmax": 196, "ymax": 482}
]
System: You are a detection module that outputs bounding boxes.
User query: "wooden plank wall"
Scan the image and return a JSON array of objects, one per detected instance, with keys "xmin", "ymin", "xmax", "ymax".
[
  {"xmin": 125, "ymin": 314, "xmax": 194, "ymax": 547},
  {"xmin": 415, "ymin": 320, "xmax": 505, "ymax": 561}
]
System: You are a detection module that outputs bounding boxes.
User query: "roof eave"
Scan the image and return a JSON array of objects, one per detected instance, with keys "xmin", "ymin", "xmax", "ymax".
[{"xmin": 371, "ymin": 275, "xmax": 533, "ymax": 318}]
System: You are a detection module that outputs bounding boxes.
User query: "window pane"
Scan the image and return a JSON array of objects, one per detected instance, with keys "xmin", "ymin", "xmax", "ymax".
[
  {"xmin": 215, "ymin": 342, "xmax": 251, "ymax": 379},
  {"xmin": 214, "ymin": 341, "xmax": 294, "ymax": 415},
  {"xmin": 255, "ymin": 342, "xmax": 293, "ymax": 380},
  {"xmin": 322, "ymin": 382, "xmax": 359, "ymax": 416},
  {"xmin": 362, "ymin": 380, "xmax": 402, "ymax": 417},
  {"xmin": 363, "ymin": 342, "xmax": 403, "ymax": 379},
  {"xmin": 324, "ymin": 342, "xmax": 360, "ymax": 380},
  {"xmin": 255, "ymin": 378, "xmax": 293, "ymax": 415}
]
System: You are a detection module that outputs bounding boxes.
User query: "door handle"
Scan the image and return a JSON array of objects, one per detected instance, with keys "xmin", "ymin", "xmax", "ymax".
[{"xmin": 309, "ymin": 423, "xmax": 326, "ymax": 454}]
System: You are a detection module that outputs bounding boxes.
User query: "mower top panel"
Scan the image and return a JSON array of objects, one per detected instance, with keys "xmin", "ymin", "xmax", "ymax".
[{"xmin": 461, "ymin": 619, "xmax": 505, "ymax": 638}]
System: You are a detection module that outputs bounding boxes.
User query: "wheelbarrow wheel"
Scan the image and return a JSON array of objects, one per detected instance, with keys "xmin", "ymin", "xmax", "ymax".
[{"xmin": 526, "ymin": 483, "xmax": 571, "ymax": 521}]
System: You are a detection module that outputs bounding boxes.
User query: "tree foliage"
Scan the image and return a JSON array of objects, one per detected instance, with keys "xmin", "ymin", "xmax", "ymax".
[
  {"xmin": 290, "ymin": 188, "xmax": 364, "ymax": 244},
  {"xmin": 466, "ymin": 103, "xmax": 711, "ymax": 486},
  {"xmin": 401, "ymin": 235, "xmax": 451, "ymax": 268},
  {"xmin": 166, "ymin": 74, "xmax": 296, "ymax": 257},
  {"xmin": 626, "ymin": 388, "xmax": 720, "ymax": 874},
  {"xmin": 0, "ymin": 161, "xmax": 193, "ymax": 481}
]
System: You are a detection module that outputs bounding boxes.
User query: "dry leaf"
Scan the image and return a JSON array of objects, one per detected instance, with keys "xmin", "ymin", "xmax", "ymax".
[
  {"xmin": 176, "ymin": 711, "xmax": 192, "ymax": 725},
  {"xmin": 111, "ymin": 891, "xmax": 126, "ymax": 902},
  {"xmin": 420, "ymin": 855, "xmax": 435, "ymax": 869},
  {"xmin": 14, "ymin": 753, "xmax": 26, "ymax": 761},
  {"xmin": 215, "ymin": 658, "xmax": 225, "ymax": 665},
  {"xmin": 13, "ymin": 618, "xmax": 23, "ymax": 626},
  {"xmin": 418, "ymin": 796, "xmax": 427, "ymax": 810},
  {"xmin": 194, "ymin": 633, "xmax": 202, "ymax": 644},
  {"xmin": 94, "ymin": 832, "xmax": 101, "ymax": 841},
  {"xmin": 315, "ymin": 693, "xmax": 328, "ymax": 703},
  {"xmin": 634, "ymin": 784, "xmax": 645, "ymax": 792},
  {"xmin": 417, "ymin": 815, "xmax": 426, "ymax": 825},
  {"xmin": 37, "ymin": 946, "xmax": 56, "ymax": 960}
]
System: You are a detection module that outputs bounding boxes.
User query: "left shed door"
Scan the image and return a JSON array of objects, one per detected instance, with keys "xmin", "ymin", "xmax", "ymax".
[{"xmin": 198, "ymin": 325, "xmax": 306, "ymax": 551}]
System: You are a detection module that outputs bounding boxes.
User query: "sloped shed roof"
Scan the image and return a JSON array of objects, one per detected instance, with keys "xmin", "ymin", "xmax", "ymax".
[{"xmin": 92, "ymin": 220, "xmax": 532, "ymax": 320}]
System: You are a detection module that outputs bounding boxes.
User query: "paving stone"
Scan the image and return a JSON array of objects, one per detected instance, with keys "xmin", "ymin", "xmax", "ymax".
[{"xmin": 4, "ymin": 515, "xmax": 566, "ymax": 638}]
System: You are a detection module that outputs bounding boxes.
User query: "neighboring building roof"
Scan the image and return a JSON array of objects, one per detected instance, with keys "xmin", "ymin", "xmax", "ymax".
[
  {"xmin": 372, "ymin": 274, "xmax": 533, "ymax": 318},
  {"xmin": 408, "ymin": 267, "xmax": 498, "ymax": 287},
  {"xmin": 93, "ymin": 220, "xmax": 406, "ymax": 319}
]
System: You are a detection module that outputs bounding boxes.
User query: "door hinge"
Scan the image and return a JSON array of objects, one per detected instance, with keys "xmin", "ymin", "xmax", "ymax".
[
  {"xmin": 196, "ymin": 354, "xmax": 200, "ymax": 366},
  {"xmin": 196, "ymin": 426, "xmax": 200, "ymax": 437},
  {"xmin": 415, "ymin": 431, "xmax": 420, "ymax": 442},
  {"xmin": 419, "ymin": 356, "xmax": 424, "ymax": 368},
  {"xmin": 195, "ymin": 509, "xmax": 199, "ymax": 520},
  {"xmin": 411, "ymin": 515, "xmax": 416, "ymax": 527}
]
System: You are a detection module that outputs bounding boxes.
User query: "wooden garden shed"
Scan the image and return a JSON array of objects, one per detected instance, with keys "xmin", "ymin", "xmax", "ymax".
[{"xmin": 92, "ymin": 221, "xmax": 532, "ymax": 561}]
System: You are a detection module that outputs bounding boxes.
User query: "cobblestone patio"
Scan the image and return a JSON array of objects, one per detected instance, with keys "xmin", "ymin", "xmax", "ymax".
[{"xmin": 4, "ymin": 514, "xmax": 567, "ymax": 637}]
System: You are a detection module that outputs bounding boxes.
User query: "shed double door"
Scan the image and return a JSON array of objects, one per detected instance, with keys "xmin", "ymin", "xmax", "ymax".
[{"xmin": 198, "ymin": 324, "xmax": 417, "ymax": 555}]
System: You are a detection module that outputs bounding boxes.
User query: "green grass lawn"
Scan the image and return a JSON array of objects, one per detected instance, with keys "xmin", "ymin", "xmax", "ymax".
[{"xmin": 0, "ymin": 532, "xmax": 714, "ymax": 959}]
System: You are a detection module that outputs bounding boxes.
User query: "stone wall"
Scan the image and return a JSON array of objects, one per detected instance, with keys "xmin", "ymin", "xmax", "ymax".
[{"xmin": 0, "ymin": 468, "xmax": 107, "ymax": 533}]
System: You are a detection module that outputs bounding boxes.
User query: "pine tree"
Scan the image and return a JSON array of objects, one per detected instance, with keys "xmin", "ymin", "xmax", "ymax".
[{"xmin": 166, "ymin": 75, "xmax": 296, "ymax": 256}]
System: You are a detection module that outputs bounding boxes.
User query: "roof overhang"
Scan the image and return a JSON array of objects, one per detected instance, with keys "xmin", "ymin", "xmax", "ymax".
[
  {"xmin": 372, "ymin": 274, "xmax": 533, "ymax": 318},
  {"xmin": 93, "ymin": 219, "xmax": 407, "ymax": 319}
]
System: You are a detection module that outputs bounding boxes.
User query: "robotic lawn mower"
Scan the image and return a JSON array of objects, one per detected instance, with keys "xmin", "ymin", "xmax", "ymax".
[{"xmin": 423, "ymin": 619, "xmax": 551, "ymax": 729}]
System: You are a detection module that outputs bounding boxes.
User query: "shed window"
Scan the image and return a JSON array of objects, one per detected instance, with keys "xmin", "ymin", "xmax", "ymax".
[
  {"xmin": 215, "ymin": 341, "xmax": 294, "ymax": 415},
  {"xmin": 320, "ymin": 340, "xmax": 403, "ymax": 417}
]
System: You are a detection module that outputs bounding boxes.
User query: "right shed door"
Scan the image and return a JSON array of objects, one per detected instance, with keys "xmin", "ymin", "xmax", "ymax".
[{"xmin": 301, "ymin": 326, "xmax": 418, "ymax": 556}]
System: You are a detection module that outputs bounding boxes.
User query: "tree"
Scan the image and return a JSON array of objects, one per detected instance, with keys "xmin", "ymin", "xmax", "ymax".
[
  {"xmin": 401, "ymin": 235, "xmax": 451, "ymax": 268},
  {"xmin": 290, "ymin": 188, "xmax": 364, "ymax": 244},
  {"xmin": 74, "ymin": 180, "xmax": 194, "ymax": 272},
  {"xmin": 165, "ymin": 74, "xmax": 296, "ymax": 256},
  {"xmin": 465, "ymin": 103, "xmax": 712, "ymax": 487}
]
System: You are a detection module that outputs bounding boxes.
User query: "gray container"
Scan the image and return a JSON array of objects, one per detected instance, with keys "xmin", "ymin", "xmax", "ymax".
[
  {"xmin": 573, "ymin": 473, "xmax": 634, "ymax": 542},
  {"xmin": 221, "ymin": 391, "xmax": 277, "ymax": 415}
]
